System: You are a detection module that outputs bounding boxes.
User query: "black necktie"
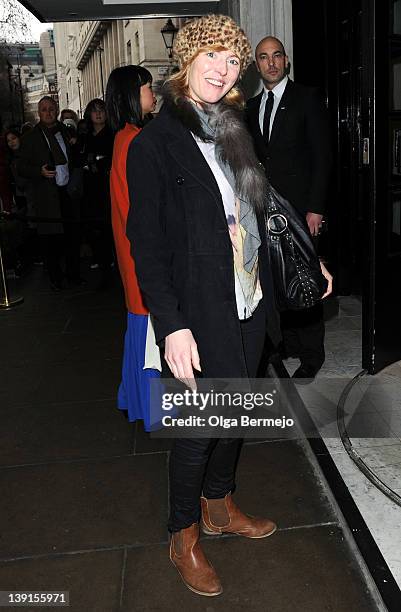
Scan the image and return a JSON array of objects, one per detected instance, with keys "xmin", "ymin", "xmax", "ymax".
[{"xmin": 263, "ymin": 90, "xmax": 274, "ymax": 144}]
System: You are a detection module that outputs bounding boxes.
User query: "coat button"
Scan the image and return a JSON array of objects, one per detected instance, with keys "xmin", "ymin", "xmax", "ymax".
[{"xmin": 176, "ymin": 176, "xmax": 185, "ymax": 185}]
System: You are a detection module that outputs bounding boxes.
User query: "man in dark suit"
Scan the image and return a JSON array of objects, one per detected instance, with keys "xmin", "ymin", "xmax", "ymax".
[{"xmin": 246, "ymin": 36, "xmax": 332, "ymax": 380}]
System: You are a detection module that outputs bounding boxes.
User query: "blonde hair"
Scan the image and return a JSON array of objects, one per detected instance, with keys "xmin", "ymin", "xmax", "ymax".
[{"xmin": 165, "ymin": 46, "xmax": 244, "ymax": 110}]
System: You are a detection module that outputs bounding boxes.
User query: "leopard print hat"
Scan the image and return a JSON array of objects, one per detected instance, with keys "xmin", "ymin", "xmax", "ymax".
[{"xmin": 173, "ymin": 14, "xmax": 252, "ymax": 77}]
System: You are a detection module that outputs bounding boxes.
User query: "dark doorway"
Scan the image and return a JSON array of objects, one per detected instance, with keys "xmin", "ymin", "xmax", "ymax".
[
  {"xmin": 293, "ymin": 0, "xmax": 364, "ymax": 296},
  {"xmin": 363, "ymin": 0, "xmax": 401, "ymax": 372},
  {"xmin": 293, "ymin": 0, "xmax": 401, "ymax": 374}
]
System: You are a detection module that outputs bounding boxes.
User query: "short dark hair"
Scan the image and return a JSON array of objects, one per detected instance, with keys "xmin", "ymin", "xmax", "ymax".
[
  {"xmin": 38, "ymin": 95, "xmax": 57, "ymax": 109},
  {"xmin": 105, "ymin": 65, "xmax": 153, "ymax": 132}
]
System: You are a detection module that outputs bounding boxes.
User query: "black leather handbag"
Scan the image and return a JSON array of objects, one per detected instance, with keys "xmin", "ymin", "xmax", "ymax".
[{"xmin": 265, "ymin": 186, "xmax": 328, "ymax": 311}]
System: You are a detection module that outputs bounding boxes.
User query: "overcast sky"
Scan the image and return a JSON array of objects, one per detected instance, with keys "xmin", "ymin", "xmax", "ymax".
[{"xmin": 30, "ymin": 18, "xmax": 54, "ymax": 41}]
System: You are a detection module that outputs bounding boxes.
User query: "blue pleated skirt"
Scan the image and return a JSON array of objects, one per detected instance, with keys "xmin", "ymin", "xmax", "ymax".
[{"xmin": 117, "ymin": 312, "xmax": 161, "ymax": 432}]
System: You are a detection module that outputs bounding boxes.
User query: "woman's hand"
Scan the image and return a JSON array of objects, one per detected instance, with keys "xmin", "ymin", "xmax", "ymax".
[
  {"xmin": 320, "ymin": 261, "xmax": 333, "ymax": 299},
  {"xmin": 165, "ymin": 329, "xmax": 201, "ymax": 390}
]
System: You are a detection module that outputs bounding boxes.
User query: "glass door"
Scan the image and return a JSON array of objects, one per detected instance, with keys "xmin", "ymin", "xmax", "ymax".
[{"xmin": 361, "ymin": 0, "xmax": 401, "ymax": 373}]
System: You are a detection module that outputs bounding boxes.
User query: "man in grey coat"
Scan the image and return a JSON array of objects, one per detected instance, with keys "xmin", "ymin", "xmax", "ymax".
[{"xmin": 18, "ymin": 96, "xmax": 81, "ymax": 290}]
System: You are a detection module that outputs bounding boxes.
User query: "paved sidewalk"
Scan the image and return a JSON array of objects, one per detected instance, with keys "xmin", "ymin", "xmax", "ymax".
[{"xmin": 0, "ymin": 271, "xmax": 385, "ymax": 611}]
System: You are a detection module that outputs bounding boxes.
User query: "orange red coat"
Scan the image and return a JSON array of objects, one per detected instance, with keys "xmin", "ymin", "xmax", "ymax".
[{"xmin": 110, "ymin": 123, "xmax": 148, "ymax": 314}]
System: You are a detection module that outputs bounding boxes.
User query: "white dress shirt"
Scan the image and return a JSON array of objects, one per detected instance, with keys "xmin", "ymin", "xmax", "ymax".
[
  {"xmin": 54, "ymin": 131, "xmax": 69, "ymax": 187},
  {"xmin": 258, "ymin": 76, "xmax": 288, "ymax": 138}
]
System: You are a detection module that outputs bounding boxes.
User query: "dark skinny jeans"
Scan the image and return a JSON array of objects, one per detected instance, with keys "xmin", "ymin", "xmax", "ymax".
[{"xmin": 168, "ymin": 301, "xmax": 266, "ymax": 532}]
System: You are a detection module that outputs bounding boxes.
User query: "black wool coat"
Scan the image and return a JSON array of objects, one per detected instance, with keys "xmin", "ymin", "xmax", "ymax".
[
  {"xmin": 126, "ymin": 102, "xmax": 280, "ymax": 378},
  {"xmin": 79, "ymin": 125, "xmax": 114, "ymax": 218},
  {"xmin": 246, "ymin": 79, "xmax": 332, "ymax": 215}
]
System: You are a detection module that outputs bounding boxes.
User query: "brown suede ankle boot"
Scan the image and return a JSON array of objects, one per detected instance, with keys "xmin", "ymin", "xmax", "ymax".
[
  {"xmin": 169, "ymin": 523, "xmax": 223, "ymax": 596},
  {"xmin": 201, "ymin": 493, "xmax": 277, "ymax": 539}
]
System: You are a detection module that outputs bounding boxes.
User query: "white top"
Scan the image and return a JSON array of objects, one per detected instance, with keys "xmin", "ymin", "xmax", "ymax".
[
  {"xmin": 258, "ymin": 76, "xmax": 288, "ymax": 138},
  {"xmin": 54, "ymin": 131, "xmax": 69, "ymax": 187},
  {"xmin": 143, "ymin": 315, "xmax": 161, "ymax": 371},
  {"xmin": 194, "ymin": 137, "xmax": 237, "ymax": 223}
]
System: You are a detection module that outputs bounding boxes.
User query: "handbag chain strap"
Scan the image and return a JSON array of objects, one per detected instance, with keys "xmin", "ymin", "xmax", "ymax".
[{"xmin": 265, "ymin": 190, "xmax": 317, "ymax": 308}]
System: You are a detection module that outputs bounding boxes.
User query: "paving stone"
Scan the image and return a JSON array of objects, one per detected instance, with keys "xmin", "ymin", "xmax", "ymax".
[
  {"xmin": 122, "ymin": 525, "xmax": 379, "ymax": 611},
  {"xmin": 135, "ymin": 422, "xmax": 173, "ymax": 454},
  {"xmin": 31, "ymin": 357, "xmax": 122, "ymax": 404},
  {"xmin": 0, "ymin": 549, "xmax": 123, "ymax": 612},
  {"xmin": 0, "ymin": 399, "xmax": 134, "ymax": 466},
  {"xmin": 0, "ymin": 454, "xmax": 167, "ymax": 558},
  {"xmin": 234, "ymin": 440, "xmax": 337, "ymax": 528}
]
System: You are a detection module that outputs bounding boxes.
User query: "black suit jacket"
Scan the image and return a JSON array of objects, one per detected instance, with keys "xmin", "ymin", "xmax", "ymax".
[{"xmin": 246, "ymin": 79, "xmax": 332, "ymax": 215}]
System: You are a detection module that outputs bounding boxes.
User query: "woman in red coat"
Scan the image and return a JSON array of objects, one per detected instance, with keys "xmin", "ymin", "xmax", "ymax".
[{"xmin": 105, "ymin": 65, "xmax": 158, "ymax": 431}]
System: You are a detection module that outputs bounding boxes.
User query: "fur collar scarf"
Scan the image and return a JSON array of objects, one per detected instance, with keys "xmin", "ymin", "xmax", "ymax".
[{"xmin": 162, "ymin": 83, "xmax": 267, "ymax": 213}]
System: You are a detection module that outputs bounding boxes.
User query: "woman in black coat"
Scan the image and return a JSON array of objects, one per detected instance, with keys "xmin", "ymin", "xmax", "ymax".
[
  {"xmin": 126, "ymin": 15, "xmax": 280, "ymax": 597},
  {"xmin": 80, "ymin": 98, "xmax": 114, "ymax": 285}
]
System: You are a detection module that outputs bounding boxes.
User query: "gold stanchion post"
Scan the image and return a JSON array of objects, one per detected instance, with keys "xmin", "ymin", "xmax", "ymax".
[{"xmin": 0, "ymin": 224, "xmax": 24, "ymax": 309}]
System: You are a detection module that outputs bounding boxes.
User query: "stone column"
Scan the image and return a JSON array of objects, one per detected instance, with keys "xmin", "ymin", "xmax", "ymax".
[
  {"xmin": 220, "ymin": 0, "xmax": 293, "ymax": 96},
  {"xmin": 238, "ymin": 0, "xmax": 293, "ymax": 61}
]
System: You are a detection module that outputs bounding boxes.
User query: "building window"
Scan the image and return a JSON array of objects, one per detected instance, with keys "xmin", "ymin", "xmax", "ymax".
[
  {"xmin": 134, "ymin": 31, "xmax": 139, "ymax": 63},
  {"xmin": 127, "ymin": 40, "xmax": 132, "ymax": 64}
]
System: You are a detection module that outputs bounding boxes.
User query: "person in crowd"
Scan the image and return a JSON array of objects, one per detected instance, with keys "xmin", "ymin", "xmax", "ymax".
[
  {"xmin": 21, "ymin": 122, "xmax": 34, "ymax": 136},
  {"xmin": 76, "ymin": 119, "xmax": 88, "ymax": 137},
  {"xmin": 62, "ymin": 119, "xmax": 78, "ymax": 145},
  {"xmin": 60, "ymin": 108, "xmax": 79, "ymax": 125},
  {"xmin": 105, "ymin": 65, "xmax": 158, "ymax": 430},
  {"xmin": 80, "ymin": 98, "xmax": 114, "ymax": 286},
  {"xmin": 0, "ymin": 125, "xmax": 22, "ymax": 273},
  {"xmin": 5, "ymin": 128, "xmax": 28, "ymax": 210},
  {"xmin": 246, "ymin": 36, "xmax": 332, "ymax": 381},
  {"xmin": 0, "ymin": 116, "xmax": 13, "ymax": 213},
  {"xmin": 5, "ymin": 128, "xmax": 42, "ymax": 266},
  {"xmin": 5, "ymin": 129, "xmax": 21, "ymax": 158},
  {"xmin": 126, "ymin": 14, "xmax": 282, "ymax": 597},
  {"xmin": 4, "ymin": 128, "xmax": 31, "ymax": 274},
  {"xmin": 17, "ymin": 96, "xmax": 82, "ymax": 291}
]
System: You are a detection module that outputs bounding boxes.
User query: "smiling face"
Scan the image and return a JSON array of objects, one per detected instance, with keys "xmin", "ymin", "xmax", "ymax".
[
  {"xmin": 187, "ymin": 49, "xmax": 240, "ymax": 105},
  {"xmin": 255, "ymin": 37, "xmax": 288, "ymax": 89}
]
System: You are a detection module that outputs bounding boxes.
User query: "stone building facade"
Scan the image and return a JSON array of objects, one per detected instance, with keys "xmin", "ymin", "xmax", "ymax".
[
  {"xmin": 39, "ymin": 30, "xmax": 56, "ymax": 74},
  {"xmin": 55, "ymin": 17, "xmax": 180, "ymax": 115},
  {"xmin": 53, "ymin": 21, "xmax": 81, "ymax": 116},
  {"xmin": 54, "ymin": 2, "xmax": 292, "ymax": 116}
]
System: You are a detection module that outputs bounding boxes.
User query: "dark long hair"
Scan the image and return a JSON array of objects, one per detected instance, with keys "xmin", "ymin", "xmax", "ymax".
[
  {"xmin": 4, "ymin": 127, "xmax": 21, "ymax": 156},
  {"xmin": 83, "ymin": 98, "xmax": 107, "ymax": 134},
  {"xmin": 105, "ymin": 65, "xmax": 152, "ymax": 132}
]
